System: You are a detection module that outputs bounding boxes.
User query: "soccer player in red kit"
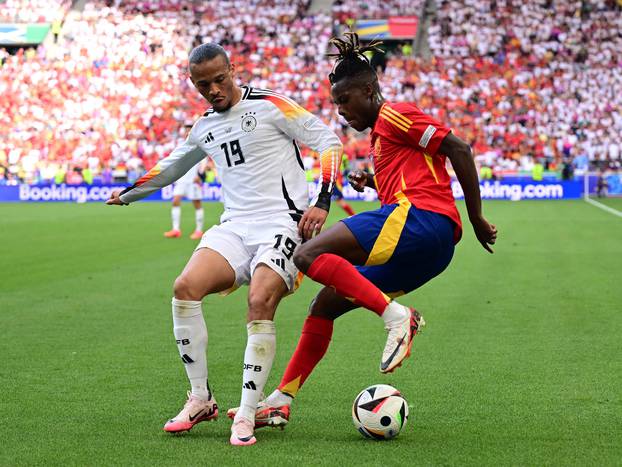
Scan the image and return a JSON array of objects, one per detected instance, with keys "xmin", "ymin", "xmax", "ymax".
[{"xmin": 228, "ymin": 32, "xmax": 497, "ymax": 428}]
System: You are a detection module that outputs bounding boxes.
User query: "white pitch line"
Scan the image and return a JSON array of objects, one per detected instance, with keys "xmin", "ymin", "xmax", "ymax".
[{"xmin": 584, "ymin": 197, "xmax": 622, "ymax": 218}]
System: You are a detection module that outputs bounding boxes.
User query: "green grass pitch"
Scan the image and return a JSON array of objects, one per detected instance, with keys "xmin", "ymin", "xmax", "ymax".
[{"xmin": 1, "ymin": 200, "xmax": 621, "ymax": 466}]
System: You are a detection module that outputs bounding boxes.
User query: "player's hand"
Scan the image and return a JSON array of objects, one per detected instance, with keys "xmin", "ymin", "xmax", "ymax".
[
  {"xmin": 471, "ymin": 216, "xmax": 497, "ymax": 253},
  {"xmin": 347, "ymin": 170, "xmax": 367, "ymax": 192},
  {"xmin": 299, "ymin": 206, "xmax": 329, "ymax": 240},
  {"xmin": 105, "ymin": 190, "xmax": 127, "ymax": 206}
]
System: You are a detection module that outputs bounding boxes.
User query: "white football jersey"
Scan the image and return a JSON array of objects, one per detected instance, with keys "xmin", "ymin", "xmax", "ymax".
[{"xmin": 121, "ymin": 86, "xmax": 342, "ymax": 224}]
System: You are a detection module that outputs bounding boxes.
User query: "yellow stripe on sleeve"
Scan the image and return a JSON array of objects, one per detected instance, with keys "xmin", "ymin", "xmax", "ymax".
[
  {"xmin": 379, "ymin": 111, "xmax": 410, "ymax": 132},
  {"xmin": 383, "ymin": 105, "xmax": 413, "ymax": 126}
]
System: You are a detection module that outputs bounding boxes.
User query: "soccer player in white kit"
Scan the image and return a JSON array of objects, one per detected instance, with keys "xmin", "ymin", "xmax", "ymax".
[
  {"xmin": 164, "ymin": 160, "xmax": 205, "ymax": 239},
  {"xmin": 106, "ymin": 43, "xmax": 341, "ymax": 446}
]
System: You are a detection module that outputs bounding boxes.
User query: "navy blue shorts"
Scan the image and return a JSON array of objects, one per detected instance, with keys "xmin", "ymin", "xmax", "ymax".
[{"xmin": 341, "ymin": 202, "xmax": 455, "ymax": 297}]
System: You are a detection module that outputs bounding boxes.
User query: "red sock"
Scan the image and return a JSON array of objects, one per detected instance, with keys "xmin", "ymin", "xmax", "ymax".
[
  {"xmin": 306, "ymin": 253, "xmax": 389, "ymax": 315},
  {"xmin": 278, "ymin": 316, "xmax": 333, "ymax": 397},
  {"xmin": 341, "ymin": 202, "xmax": 355, "ymax": 216}
]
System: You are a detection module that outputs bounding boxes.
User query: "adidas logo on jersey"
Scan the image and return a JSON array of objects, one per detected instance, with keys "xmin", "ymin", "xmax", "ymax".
[{"xmin": 204, "ymin": 132, "xmax": 215, "ymax": 143}]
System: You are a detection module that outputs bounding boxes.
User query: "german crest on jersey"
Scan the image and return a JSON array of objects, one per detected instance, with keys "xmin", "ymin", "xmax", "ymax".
[{"xmin": 241, "ymin": 112, "xmax": 257, "ymax": 132}]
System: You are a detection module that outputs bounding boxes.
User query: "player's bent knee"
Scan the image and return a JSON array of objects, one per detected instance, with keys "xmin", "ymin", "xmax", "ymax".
[
  {"xmin": 173, "ymin": 275, "xmax": 204, "ymax": 302},
  {"xmin": 307, "ymin": 295, "xmax": 332, "ymax": 320},
  {"xmin": 294, "ymin": 238, "xmax": 333, "ymax": 272},
  {"xmin": 247, "ymin": 291, "xmax": 278, "ymax": 321},
  {"xmin": 293, "ymin": 245, "xmax": 315, "ymax": 272},
  {"xmin": 308, "ymin": 296, "xmax": 318, "ymax": 313},
  {"xmin": 308, "ymin": 303, "xmax": 338, "ymax": 321},
  {"xmin": 308, "ymin": 287, "xmax": 355, "ymax": 321}
]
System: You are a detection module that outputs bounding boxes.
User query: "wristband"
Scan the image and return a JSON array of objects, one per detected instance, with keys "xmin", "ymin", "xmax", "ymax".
[{"xmin": 314, "ymin": 191, "xmax": 331, "ymax": 211}]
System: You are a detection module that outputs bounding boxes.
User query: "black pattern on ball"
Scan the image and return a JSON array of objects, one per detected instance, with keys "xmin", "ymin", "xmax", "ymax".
[{"xmin": 380, "ymin": 416, "xmax": 391, "ymax": 426}]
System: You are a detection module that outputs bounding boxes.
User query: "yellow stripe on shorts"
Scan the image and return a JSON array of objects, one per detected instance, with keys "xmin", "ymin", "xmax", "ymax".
[{"xmin": 364, "ymin": 193, "xmax": 411, "ymax": 266}]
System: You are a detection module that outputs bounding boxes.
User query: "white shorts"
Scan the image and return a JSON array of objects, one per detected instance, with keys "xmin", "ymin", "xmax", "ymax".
[
  {"xmin": 196, "ymin": 217, "xmax": 302, "ymax": 292},
  {"xmin": 173, "ymin": 181, "xmax": 202, "ymax": 200}
]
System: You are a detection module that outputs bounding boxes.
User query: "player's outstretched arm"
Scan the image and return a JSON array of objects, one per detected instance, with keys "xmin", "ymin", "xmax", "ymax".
[
  {"xmin": 114, "ymin": 145, "xmax": 206, "ymax": 205},
  {"xmin": 440, "ymin": 132, "xmax": 497, "ymax": 253}
]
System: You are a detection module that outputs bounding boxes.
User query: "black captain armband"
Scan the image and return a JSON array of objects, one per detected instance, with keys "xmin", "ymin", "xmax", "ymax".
[{"xmin": 314, "ymin": 191, "xmax": 332, "ymax": 212}]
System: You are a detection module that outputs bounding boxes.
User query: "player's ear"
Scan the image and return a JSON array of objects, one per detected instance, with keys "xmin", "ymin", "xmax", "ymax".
[{"xmin": 228, "ymin": 62, "xmax": 236, "ymax": 78}]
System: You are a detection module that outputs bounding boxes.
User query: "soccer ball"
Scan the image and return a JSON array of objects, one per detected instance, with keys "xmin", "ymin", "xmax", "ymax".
[{"xmin": 352, "ymin": 384, "xmax": 409, "ymax": 440}]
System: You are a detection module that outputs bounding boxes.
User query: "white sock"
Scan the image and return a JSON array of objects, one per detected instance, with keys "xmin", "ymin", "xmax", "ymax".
[
  {"xmin": 195, "ymin": 207, "xmax": 204, "ymax": 232},
  {"xmin": 172, "ymin": 298, "xmax": 211, "ymax": 400},
  {"xmin": 382, "ymin": 301, "xmax": 409, "ymax": 327},
  {"xmin": 234, "ymin": 320, "xmax": 276, "ymax": 423},
  {"xmin": 265, "ymin": 389, "xmax": 293, "ymax": 408},
  {"xmin": 171, "ymin": 206, "xmax": 181, "ymax": 231}
]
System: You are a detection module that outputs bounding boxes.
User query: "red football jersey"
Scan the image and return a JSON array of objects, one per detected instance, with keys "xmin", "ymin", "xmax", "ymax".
[{"xmin": 370, "ymin": 102, "xmax": 462, "ymax": 242}]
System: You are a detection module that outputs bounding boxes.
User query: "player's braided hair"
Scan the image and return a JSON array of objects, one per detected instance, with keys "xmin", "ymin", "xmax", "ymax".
[{"xmin": 327, "ymin": 32, "xmax": 384, "ymax": 86}]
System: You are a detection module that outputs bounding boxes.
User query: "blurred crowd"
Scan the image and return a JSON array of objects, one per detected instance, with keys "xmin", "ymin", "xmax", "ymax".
[
  {"xmin": 332, "ymin": 0, "xmax": 420, "ymax": 22},
  {"xmin": 0, "ymin": 0, "xmax": 621, "ymax": 186},
  {"xmin": 421, "ymin": 0, "xmax": 622, "ymax": 177},
  {"xmin": 0, "ymin": 0, "xmax": 70, "ymax": 23},
  {"xmin": 0, "ymin": 2, "xmax": 197, "ymax": 185}
]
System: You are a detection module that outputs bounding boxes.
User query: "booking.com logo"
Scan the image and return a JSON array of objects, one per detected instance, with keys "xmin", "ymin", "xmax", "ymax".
[
  {"xmin": 18, "ymin": 183, "xmax": 225, "ymax": 203},
  {"xmin": 19, "ymin": 184, "xmax": 128, "ymax": 203},
  {"xmin": 15, "ymin": 181, "xmax": 568, "ymax": 203},
  {"xmin": 452, "ymin": 181, "xmax": 565, "ymax": 200}
]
